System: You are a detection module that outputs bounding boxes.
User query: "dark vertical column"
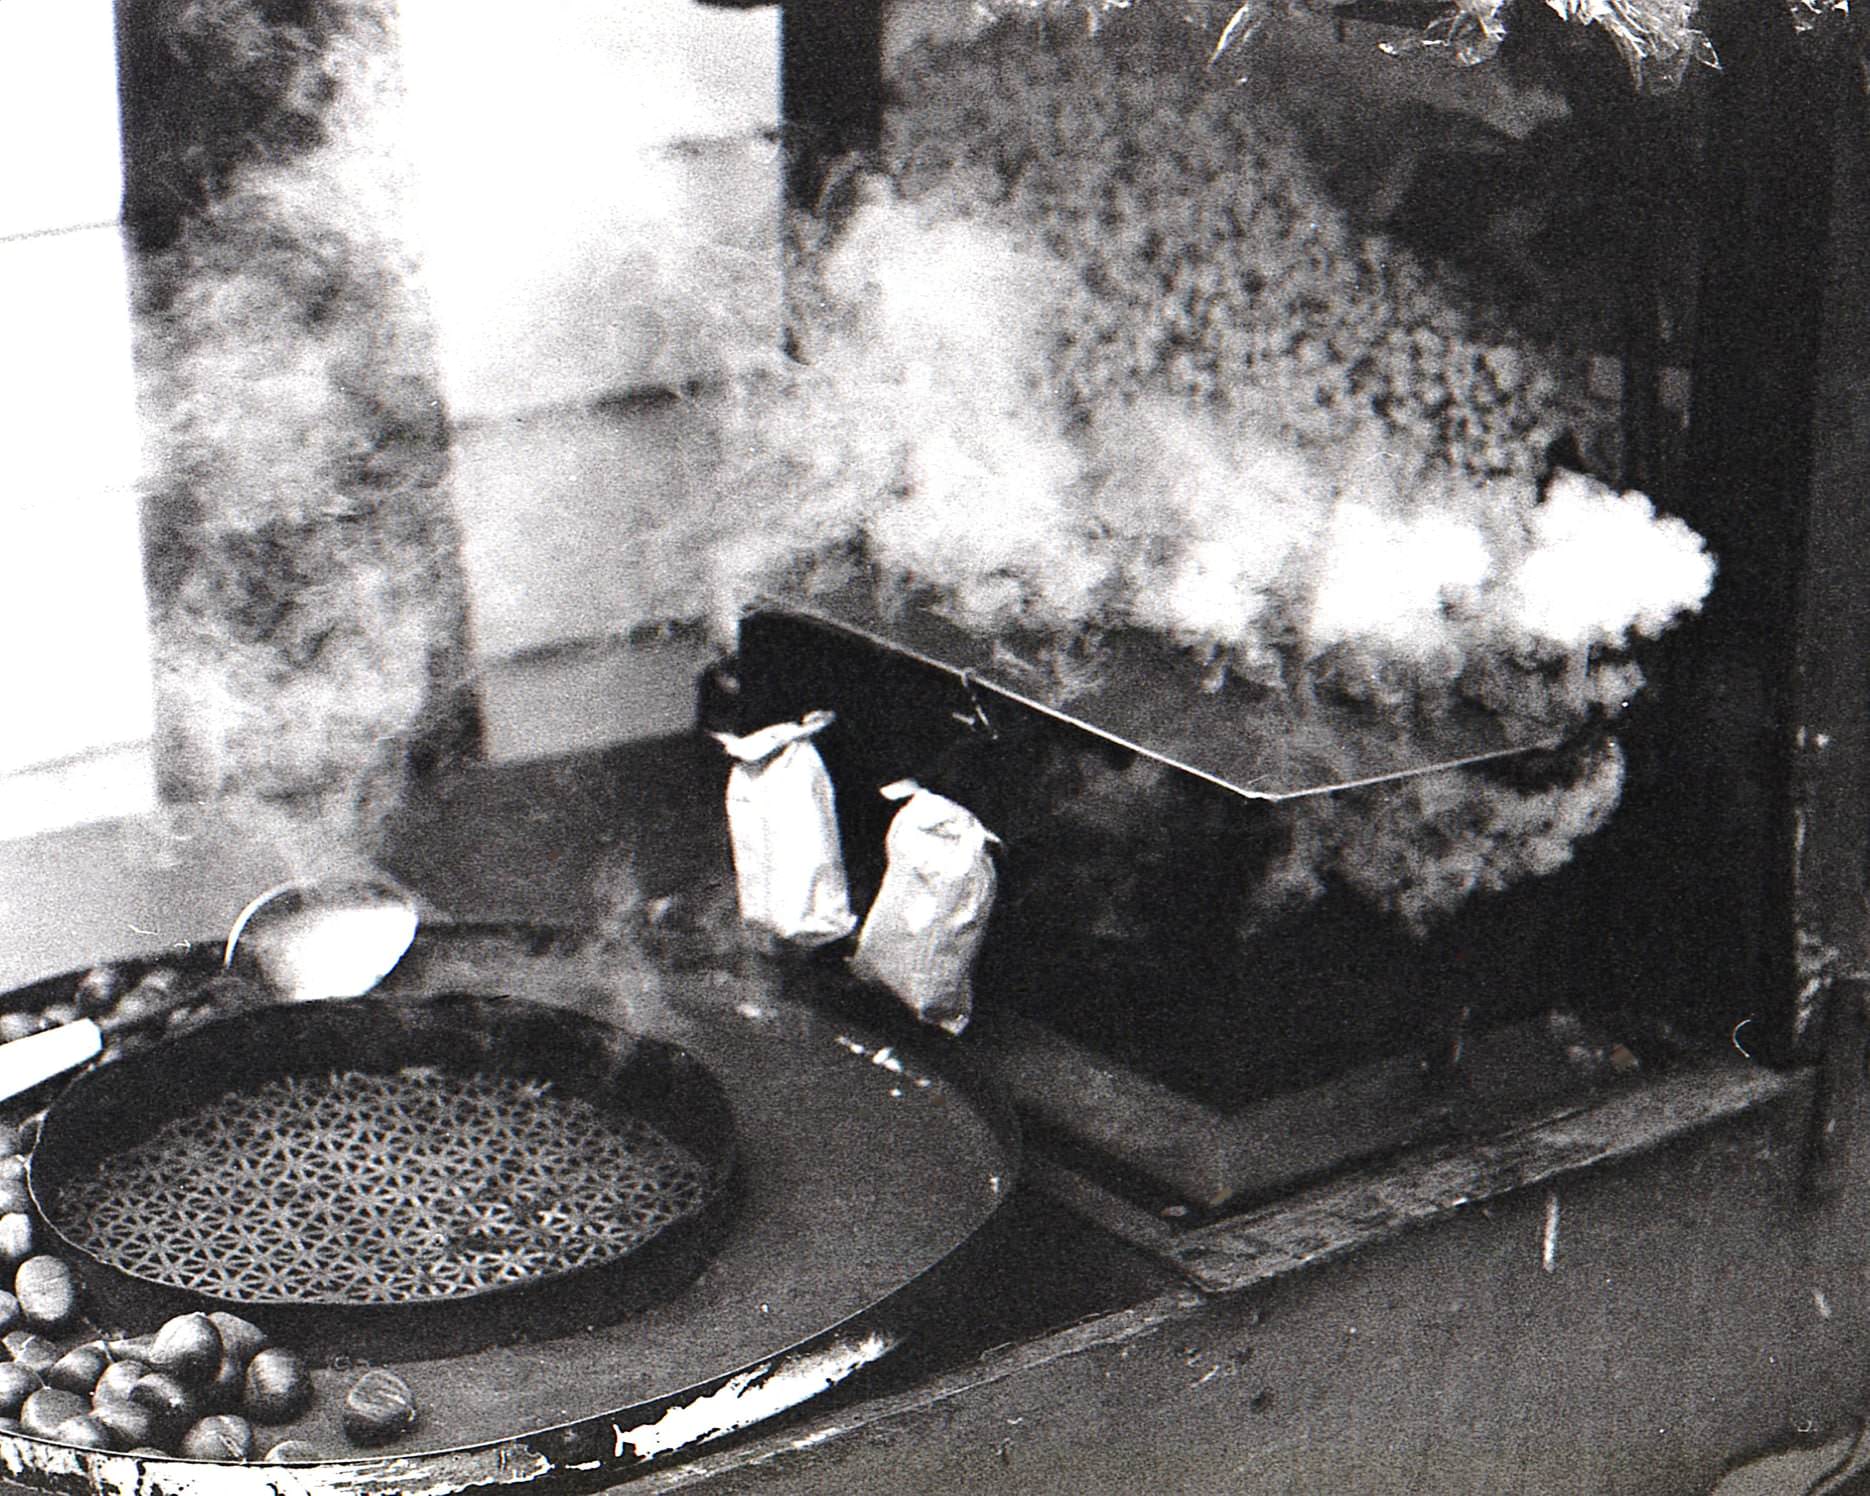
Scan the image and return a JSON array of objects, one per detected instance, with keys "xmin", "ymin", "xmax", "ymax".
[
  {"xmin": 1796, "ymin": 78, "xmax": 1870, "ymax": 1191},
  {"xmin": 1668, "ymin": 4, "xmax": 1840, "ymax": 1060},
  {"xmin": 780, "ymin": 0, "xmax": 885, "ymax": 213},
  {"xmin": 776, "ymin": 0, "xmax": 885, "ymax": 357},
  {"xmin": 1610, "ymin": 95, "xmax": 1685, "ymax": 502}
]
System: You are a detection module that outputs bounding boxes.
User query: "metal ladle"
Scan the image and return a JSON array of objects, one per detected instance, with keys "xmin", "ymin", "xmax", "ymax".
[
  {"xmin": 0, "ymin": 876, "xmax": 421, "ymax": 1104},
  {"xmin": 222, "ymin": 875, "xmax": 420, "ymax": 1003}
]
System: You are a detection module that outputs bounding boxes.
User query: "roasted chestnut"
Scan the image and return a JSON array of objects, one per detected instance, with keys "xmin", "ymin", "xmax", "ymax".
[
  {"xmin": 241, "ymin": 1348, "xmax": 311, "ymax": 1424},
  {"xmin": 91, "ymin": 1357, "xmax": 147, "ymax": 1406},
  {"xmin": 0, "ymin": 1215, "xmax": 33, "ymax": 1269},
  {"xmin": 341, "ymin": 1369, "xmax": 417, "ymax": 1446},
  {"xmin": 88, "ymin": 1398, "xmax": 157, "ymax": 1451},
  {"xmin": 14, "ymin": 1255, "xmax": 77, "ymax": 1329},
  {"xmin": 147, "ymin": 1314, "xmax": 220, "ymax": 1384},
  {"xmin": 179, "ymin": 1412, "xmax": 253, "ymax": 1462},
  {"xmin": 45, "ymin": 1345, "xmax": 106, "ymax": 1397},
  {"xmin": 48, "ymin": 1413, "xmax": 114, "ymax": 1451},
  {"xmin": 3, "ymin": 1332, "xmax": 60, "ymax": 1374},
  {"xmin": 205, "ymin": 1313, "xmax": 267, "ymax": 1368},
  {"xmin": 18, "ymin": 1387, "xmax": 88, "ymax": 1439},
  {"xmin": 0, "ymin": 1362, "xmax": 42, "ymax": 1416}
]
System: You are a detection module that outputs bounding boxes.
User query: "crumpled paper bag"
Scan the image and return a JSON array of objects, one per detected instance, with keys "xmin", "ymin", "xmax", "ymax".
[
  {"xmin": 851, "ymin": 780, "xmax": 999, "ymax": 1035},
  {"xmin": 714, "ymin": 710, "xmax": 857, "ymax": 946}
]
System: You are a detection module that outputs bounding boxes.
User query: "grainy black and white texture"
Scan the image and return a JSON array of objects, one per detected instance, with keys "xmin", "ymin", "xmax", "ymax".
[
  {"xmin": 696, "ymin": 9, "xmax": 1713, "ymax": 937},
  {"xmin": 121, "ymin": 0, "xmax": 480, "ymax": 868}
]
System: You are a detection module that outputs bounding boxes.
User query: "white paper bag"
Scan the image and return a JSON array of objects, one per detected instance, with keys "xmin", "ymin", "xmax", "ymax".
[
  {"xmin": 714, "ymin": 710, "xmax": 857, "ymax": 946},
  {"xmin": 850, "ymin": 780, "xmax": 999, "ymax": 1035}
]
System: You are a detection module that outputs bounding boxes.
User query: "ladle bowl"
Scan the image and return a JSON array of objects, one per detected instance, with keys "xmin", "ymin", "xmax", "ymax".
[
  {"xmin": 0, "ymin": 875, "xmax": 422, "ymax": 1104},
  {"xmin": 223, "ymin": 875, "xmax": 421, "ymax": 1003}
]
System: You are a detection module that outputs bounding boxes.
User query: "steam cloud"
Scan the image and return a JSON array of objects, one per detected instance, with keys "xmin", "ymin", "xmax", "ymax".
[
  {"xmin": 138, "ymin": 0, "xmax": 475, "ymax": 875},
  {"xmin": 706, "ymin": 188, "xmax": 1714, "ymax": 930},
  {"xmin": 715, "ymin": 191, "xmax": 1712, "ymax": 689}
]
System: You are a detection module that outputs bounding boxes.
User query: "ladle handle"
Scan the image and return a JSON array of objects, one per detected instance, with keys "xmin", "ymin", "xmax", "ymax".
[
  {"xmin": 0, "ymin": 1020, "xmax": 107, "ymax": 1104},
  {"xmin": 0, "ymin": 980, "xmax": 202, "ymax": 1104}
]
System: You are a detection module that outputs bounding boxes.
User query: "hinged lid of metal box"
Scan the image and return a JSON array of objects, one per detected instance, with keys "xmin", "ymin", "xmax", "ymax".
[{"xmin": 773, "ymin": 588, "xmax": 1568, "ymax": 802}]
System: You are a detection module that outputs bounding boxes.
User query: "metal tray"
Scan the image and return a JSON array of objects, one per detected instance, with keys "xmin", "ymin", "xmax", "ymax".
[
  {"xmin": 31, "ymin": 993, "xmax": 737, "ymax": 1362},
  {"xmin": 0, "ymin": 922, "xmax": 1020, "ymax": 1493}
]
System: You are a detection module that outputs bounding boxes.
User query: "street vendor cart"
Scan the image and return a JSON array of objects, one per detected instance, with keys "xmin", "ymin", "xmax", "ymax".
[{"xmin": 3, "ymin": 0, "xmax": 1870, "ymax": 1490}]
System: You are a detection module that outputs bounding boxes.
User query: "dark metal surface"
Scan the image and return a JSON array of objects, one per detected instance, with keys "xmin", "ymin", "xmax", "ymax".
[
  {"xmin": 731, "ymin": 606, "xmax": 1678, "ymax": 1119},
  {"xmin": 766, "ymin": 592, "xmax": 1565, "ymax": 801},
  {"xmin": 0, "ymin": 921, "xmax": 1018, "ymax": 1475},
  {"xmin": 32, "ymin": 993, "xmax": 734, "ymax": 1358}
]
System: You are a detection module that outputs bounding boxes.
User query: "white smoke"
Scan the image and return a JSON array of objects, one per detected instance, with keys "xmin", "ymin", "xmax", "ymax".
[
  {"xmin": 141, "ymin": 0, "xmax": 472, "ymax": 873},
  {"xmin": 708, "ymin": 192, "xmax": 1715, "ymax": 926},
  {"xmin": 1506, "ymin": 471, "xmax": 1717, "ymax": 649},
  {"xmin": 715, "ymin": 196, "xmax": 1713, "ymax": 709}
]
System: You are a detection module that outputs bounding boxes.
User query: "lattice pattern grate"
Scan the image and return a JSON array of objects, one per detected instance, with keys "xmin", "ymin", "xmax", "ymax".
[{"xmin": 54, "ymin": 1069, "xmax": 713, "ymax": 1303}]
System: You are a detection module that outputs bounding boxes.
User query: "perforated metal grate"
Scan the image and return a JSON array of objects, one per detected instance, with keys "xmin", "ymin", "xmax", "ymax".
[{"xmin": 53, "ymin": 1069, "xmax": 714, "ymax": 1303}]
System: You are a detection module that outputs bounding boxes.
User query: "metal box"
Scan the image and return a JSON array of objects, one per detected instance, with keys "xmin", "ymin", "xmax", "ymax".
[{"xmin": 729, "ymin": 598, "xmax": 1752, "ymax": 1211}]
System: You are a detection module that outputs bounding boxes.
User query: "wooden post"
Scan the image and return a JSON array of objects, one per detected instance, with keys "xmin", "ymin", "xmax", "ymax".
[
  {"xmin": 1794, "ymin": 73, "xmax": 1870, "ymax": 1197},
  {"xmin": 1665, "ymin": 3, "xmax": 1839, "ymax": 1064}
]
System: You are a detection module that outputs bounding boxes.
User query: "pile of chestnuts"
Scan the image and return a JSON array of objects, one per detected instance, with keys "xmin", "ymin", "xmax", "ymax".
[
  {"xmin": 0, "ymin": 969, "xmax": 425, "ymax": 1467},
  {"xmin": 0, "ymin": 1300, "xmax": 419, "ymax": 1464}
]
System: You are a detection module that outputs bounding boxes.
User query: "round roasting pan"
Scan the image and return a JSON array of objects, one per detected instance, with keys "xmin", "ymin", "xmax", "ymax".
[
  {"xmin": 0, "ymin": 922, "xmax": 1019, "ymax": 1492},
  {"xmin": 29, "ymin": 993, "xmax": 739, "ymax": 1362}
]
